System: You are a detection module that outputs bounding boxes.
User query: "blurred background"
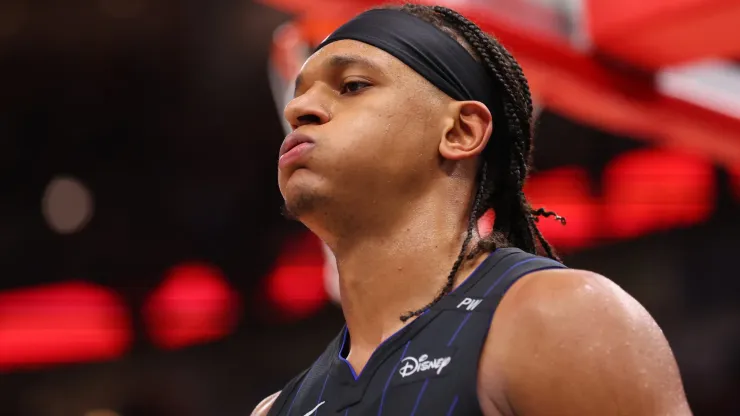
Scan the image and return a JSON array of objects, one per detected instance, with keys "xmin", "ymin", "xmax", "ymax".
[{"xmin": 1, "ymin": 0, "xmax": 739, "ymax": 414}]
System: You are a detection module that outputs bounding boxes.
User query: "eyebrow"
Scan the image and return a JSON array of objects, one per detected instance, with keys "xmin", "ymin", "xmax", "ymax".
[{"xmin": 293, "ymin": 54, "xmax": 383, "ymax": 97}]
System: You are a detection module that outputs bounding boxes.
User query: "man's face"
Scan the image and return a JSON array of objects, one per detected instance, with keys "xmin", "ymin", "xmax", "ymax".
[{"xmin": 278, "ymin": 40, "xmax": 451, "ymax": 224}]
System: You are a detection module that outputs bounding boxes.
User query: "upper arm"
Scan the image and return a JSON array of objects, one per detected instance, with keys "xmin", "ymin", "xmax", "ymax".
[
  {"xmin": 482, "ymin": 269, "xmax": 691, "ymax": 416},
  {"xmin": 251, "ymin": 391, "xmax": 281, "ymax": 416}
]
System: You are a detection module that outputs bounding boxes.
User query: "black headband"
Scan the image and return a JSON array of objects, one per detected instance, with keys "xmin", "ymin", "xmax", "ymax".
[{"xmin": 316, "ymin": 9, "xmax": 500, "ymax": 117}]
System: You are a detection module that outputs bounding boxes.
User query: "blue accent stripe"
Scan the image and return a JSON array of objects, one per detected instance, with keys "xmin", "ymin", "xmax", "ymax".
[
  {"xmin": 409, "ymin": 378, "xmax": 430, "ymax": 416},
  {"xmin": 337, "ymin": 327, "xmax": 360, "ymax": 380},
  {"xmin": 344, "ymin": 409, "xmax": 349, "ymax": 416},
  {"xmin": 446, "ymin": 395, "xmax": 459, "ymax": 416},
  {"xmin": 447, "ymin": 312, "xmax": 472, "ymax": 346},
  {"xmin": 315, "ymin": 371, "xmax": 331, "ymax": 415},
  {"xmin": 285, "ymin": 373, "xmax": 309, "ymax": 416},
  {"xmin": 378, "ymin": 340, "xmax": 411, "ymax": 416}
]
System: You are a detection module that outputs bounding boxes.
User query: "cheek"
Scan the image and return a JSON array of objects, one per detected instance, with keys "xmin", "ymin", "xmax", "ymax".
[
  {"xmin": 318, "ymin": 120, "xmax": 435, "ymax": 197},
  {"xmin": 339, "ymin": 97, "xmax": 436, "ymax": 163},
  {"xmin": 331, "ymin": 117, "xmax": 420, "ymax": 177}
]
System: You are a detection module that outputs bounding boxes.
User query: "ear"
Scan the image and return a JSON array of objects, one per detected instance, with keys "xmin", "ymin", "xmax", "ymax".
[{"xmin": 439, "ymin": 101, "xmax": 493, "ymax": 161}]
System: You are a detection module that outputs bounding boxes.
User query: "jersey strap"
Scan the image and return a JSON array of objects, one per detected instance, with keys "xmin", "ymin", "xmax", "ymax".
[{"xmin": 432, "ymin": 249, "xmax": 566, "ymax": 314}]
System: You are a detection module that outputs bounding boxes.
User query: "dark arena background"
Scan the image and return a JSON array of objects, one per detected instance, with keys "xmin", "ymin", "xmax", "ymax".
[{"xmin": 1, "ymin": 0, "xmax": 739, "ymax": 415}]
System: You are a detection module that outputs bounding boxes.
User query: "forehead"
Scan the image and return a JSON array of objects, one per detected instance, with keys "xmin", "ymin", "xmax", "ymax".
[{"xmin": 300, "ymin": 39, "xmax": 409, "ymax": 77}]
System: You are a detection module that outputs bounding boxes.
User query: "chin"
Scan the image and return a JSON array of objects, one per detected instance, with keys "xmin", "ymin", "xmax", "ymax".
[{"xmin": 282, "ymin": 187, "xmax": 322, "ymax": 220}]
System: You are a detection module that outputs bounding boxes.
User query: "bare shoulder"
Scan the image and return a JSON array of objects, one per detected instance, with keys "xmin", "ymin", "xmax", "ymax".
[
  {"xmin": 479, "ymin": 268, "xmax": 692, "ymax": 416},
  {"xmin": 251, "ymin": 391, "xmax": 281, "ymax": 416}
]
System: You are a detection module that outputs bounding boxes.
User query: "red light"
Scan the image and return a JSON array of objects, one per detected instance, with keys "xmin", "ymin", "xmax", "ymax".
[
  {"xmin": 0, "ymin": 282, "xmax": 131, "ymax": 372},
  {"xmin": 265, "ymin": 233, "xmax": 327, "ymax": 320},
  {"xmin": 477, "ymin": 209, "xmax": 494, "ymax": 237},
  {"xmin": 143, "ymin": 263, "xmax": 240, "ymax": 350},
  {"xmin": 604, "ymin": 150, "xmax": 715, "ymax": 238},
  {"xmin": 525, "ymin": 166, "xmax": 596, "ymax": 250}
]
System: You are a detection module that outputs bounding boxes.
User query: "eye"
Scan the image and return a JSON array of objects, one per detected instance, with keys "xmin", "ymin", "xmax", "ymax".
[{"xmin": 340, "ymin": 80, "xmax": 371, "ymax": 95}]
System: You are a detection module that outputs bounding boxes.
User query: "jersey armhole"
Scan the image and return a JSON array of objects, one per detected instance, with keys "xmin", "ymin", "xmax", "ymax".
[{"xmin": 473, "ymin": 258, "xmax": 568, "ymax": 414}]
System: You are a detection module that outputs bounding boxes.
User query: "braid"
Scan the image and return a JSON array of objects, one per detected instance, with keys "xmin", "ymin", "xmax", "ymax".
[
  {"xmin": 532, "ymin": 207, "xmax": 567, "ymax": 225},
  {"xmin": 400, "ymin": 165, "xmax": 486, "ymax": 322},
  {"xmin": 379, "ymin": 4, "xmax": 565, "ymax": 321}
]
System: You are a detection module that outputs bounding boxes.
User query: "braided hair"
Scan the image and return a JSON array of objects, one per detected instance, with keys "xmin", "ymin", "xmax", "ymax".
[{"xmin": 379, "ymin": 4, "xmax": 566, "ymax": 322}]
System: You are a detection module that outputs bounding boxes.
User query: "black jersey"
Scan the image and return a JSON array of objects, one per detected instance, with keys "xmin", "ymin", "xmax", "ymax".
[{"xmin": 266, "ymin": 248, "xmax": 566, "ymax": 416}]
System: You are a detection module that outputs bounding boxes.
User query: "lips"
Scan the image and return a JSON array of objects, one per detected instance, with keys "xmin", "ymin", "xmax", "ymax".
[
  {"xmin": 278, "ymin": 132, "xmax": 316, "ymax": 169},
  {"xmin": 279, "ymin": 132, "xmax": 315, "ymax": 158}
]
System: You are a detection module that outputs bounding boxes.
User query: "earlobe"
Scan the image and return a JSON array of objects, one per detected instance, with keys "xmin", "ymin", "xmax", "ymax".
[{"xmin": 439, "ymin": 101, "xmax": 493, "ymax": 161}]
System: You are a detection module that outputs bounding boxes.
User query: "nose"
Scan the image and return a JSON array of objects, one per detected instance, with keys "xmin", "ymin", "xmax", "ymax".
[{"xmin": 283, "ymin": 87, "xmax": 331, "ymax": 130}]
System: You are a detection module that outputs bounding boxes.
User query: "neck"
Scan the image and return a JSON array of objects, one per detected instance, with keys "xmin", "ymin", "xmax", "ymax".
[{"xmin": 328, "ymin": 194, "xmax": 487, "ymax": 369}]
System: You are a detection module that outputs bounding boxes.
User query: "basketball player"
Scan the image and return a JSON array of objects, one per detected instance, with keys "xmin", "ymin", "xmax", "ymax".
[{"xmin": 255, "ymin": 4, "xmax": 691, "ymax": 415}]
